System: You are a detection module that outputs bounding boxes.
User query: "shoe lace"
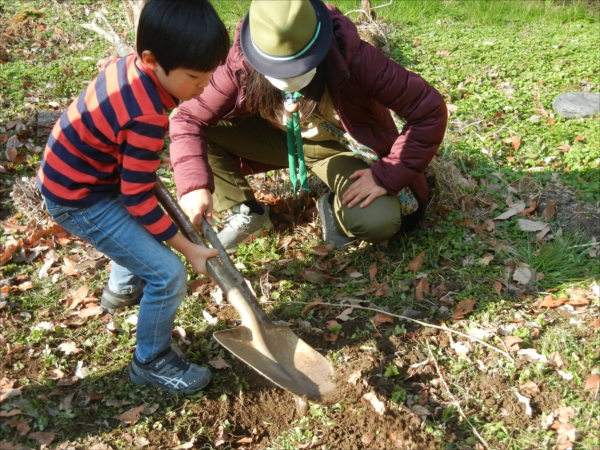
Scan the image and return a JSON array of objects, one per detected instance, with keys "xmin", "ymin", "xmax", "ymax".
[{"xmin": 224, "ymin": 212, "xmax": 251, "ymax": 230}]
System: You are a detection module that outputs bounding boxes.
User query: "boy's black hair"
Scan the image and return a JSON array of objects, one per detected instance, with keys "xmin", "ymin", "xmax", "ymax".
[{"xmin": 137, "ymin": 0, "xmax": 230, "ymax": 74}]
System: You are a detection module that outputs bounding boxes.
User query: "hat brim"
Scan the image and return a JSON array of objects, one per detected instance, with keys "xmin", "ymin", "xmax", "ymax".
[{"xmin": 241, "ymin": 0, "xmax": 333, "ymax": 79}]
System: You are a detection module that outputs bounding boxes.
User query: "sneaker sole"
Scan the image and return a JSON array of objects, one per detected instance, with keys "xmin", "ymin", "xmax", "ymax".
[{"xmin": 224, "ymin": 219, "xmax": 273, "ymax": 254}]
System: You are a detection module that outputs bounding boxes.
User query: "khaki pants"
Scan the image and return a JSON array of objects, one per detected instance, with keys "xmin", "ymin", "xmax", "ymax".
[{"xmin": 207, "ymin": 116, "xmax": 402, "ymax": 243}]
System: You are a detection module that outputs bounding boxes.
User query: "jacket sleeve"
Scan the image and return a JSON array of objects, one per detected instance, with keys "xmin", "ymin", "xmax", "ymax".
[
  {"xmin": 118, "ymin": 114, "xmax": 178, "ymax": 242},
  {"xmin": 356, "ymin": 42, "xmax": 447, "ymax": 194},
  {"xmin": 169, "ymin": 54, "xmax": 242, "ymax": 198}
]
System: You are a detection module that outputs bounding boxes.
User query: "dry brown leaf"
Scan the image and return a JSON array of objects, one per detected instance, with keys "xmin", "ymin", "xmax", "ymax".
[
  {"xmin": 114, "ymin": 405, "xmax": 145, "ymax": 424},
  {"xmin": 584, "ymin": 374, "xmax": 600, "ymax": 390},
  {"xmin": 437, "ymin": 50, "xmax": 452, "ymax": 56},
  {"xmin": 452, "ymin": 299, "xmax": 476, "ymax": 319},
  {"xmin": 300, "ymin": 297, "xmax": 326, "ymax": 316},
  {"xmin": 479, "ymin": 254, "xmax": 494, "ymax": 266},
  {"xmin": 300, "ymin": 268, "xmax": 331, "ymax": 284},
  {"xmin": 504, "ymin": 336, "xmax": 524, "ymax": 352},
  {"xmin": 361, "ymin": 392, "xmax": 386, "ymax": 415},
  {"xmin": 369, "ymin": 262, "xmax": 377, "ymax": 281},
  {"xmin": 78, "ymin": 305, "xmax": 103, "ymax": 318},
  {"xmin": 493, "ymin": 280, "xmax": 503, "ymax": 295},
  {"xmin": 27, "ymin": 431, "xmax": 55, "ymax": 445},
  {"xmin": 407, "ymin": 252, "xmax": 425, "ymax": 273},
  {"xmin": 236, "ymin": 437, "xmax": 253, "ymax": 445},
  {"xmin": 323, "ymin": 333, "xmax": 338, "ymax": 342},
  {"xmin": 372, "ymin": 313, "xmax": 394, "ymax": 325},
  {"xmin": 451, "ymin": 341, "xmax": 471, "ymax": 359},
  {"xmin": 415, "ymin": 277, "xmax": 430, "ymax": 300},
  {"xmin": 208, "ymin": 356, "xmax": 231, "ymax": 370},
  {"xmin": 539, "ymin": 295, "xmax": 567, "ymax": 308},
  {"xmin": 6, "ymin": 419, "xmax": 31, "ymax": 436},
  {"xmin": 519, "ymin": 381, "xmax": 540, "ymax": 397},
  {"xmin": 542, "ymin": 200, "xmax": 557, "ymax": 219},
  {"xmin": 590, "ymin": 318, "xmax": 600, "ymax": 329},
  {"xmin": 336, "ymin": 307, "xmax": 354, "ymax": 322},
  {"xmin": 0, "ymin": 409, "xmax": 23, "ymax": 417},
  {"xmin": 310, "ymin": 243, "xmax": 335, "ymax": 255}
]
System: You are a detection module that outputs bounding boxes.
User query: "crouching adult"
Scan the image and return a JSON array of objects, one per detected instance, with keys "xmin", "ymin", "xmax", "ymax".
[{"xmin": 169, "ymin": 0, "xmax": 447, "ymax": 253}]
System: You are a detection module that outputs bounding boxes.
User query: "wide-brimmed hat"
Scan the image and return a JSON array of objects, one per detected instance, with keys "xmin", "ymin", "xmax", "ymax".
[{"xmin": 240, "ymin": 0, "xmax": 333, "ymax": 79}]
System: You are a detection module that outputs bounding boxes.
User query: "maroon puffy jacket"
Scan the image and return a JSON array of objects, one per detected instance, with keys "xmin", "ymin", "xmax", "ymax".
[{"xmin": 169, "ymin": 3, "xmax": 447, "ymax": 222}]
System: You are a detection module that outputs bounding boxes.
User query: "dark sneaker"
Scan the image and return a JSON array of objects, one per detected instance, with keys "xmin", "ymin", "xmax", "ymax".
[
  {"xmin": 101, "ymin": 283, "xmax": 144, "ymax": 313},
  {"xmin": 316, "ymin": 191, "xmax": 354, "ymax": 251},
  {"xmin": 217, "ymin": 203, "xmax": 273, "ymax": 254},
  {"xmin": 130, "ymin": 348, "xmax": 212, "ymax": 394}
]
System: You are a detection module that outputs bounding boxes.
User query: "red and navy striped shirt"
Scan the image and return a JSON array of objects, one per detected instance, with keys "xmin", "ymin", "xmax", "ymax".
[{"xmin": 37, "ymin": 53, "xmax": 178, "ymax": 241}]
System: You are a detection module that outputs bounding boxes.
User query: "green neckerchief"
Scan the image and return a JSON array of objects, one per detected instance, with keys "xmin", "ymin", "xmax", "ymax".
[{"xmin": 284, "ymin": 91, "xmax": 310, "ymax": 192}]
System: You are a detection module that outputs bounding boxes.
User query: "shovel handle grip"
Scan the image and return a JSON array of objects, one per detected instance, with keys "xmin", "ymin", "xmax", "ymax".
[{"xmin": 154, "ymin": 178, "xmax": 270, "ymax": 325}]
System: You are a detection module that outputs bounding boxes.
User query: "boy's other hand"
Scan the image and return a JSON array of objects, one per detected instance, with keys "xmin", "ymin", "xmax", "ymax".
[
  {"xmin": 187, "ymin": 245, "xmax": 218, "ymax": 276},
  {"xmin": 180, "ymin": 188, "xmax": 213, "ymax": 226}
]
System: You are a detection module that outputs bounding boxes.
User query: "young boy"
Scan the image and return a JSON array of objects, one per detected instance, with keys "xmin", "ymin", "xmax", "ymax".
[{"xmin": 37, "ymin": 0, "xmax": 230, "ymax": 394}]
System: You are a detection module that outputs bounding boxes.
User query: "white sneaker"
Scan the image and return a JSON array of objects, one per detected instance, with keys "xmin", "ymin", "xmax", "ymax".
[{"xmin": 217, "ymin": 203, "xmax": 273, "ymax": 253}]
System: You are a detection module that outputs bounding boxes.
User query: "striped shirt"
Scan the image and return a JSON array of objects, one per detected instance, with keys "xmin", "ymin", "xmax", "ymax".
[{"xmin": 37, "ymin": 53, "xmax": 178, "ymax": 241}]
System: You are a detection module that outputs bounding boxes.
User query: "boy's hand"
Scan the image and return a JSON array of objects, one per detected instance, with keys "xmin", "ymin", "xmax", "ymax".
[
  {"xmin": 180, "ymin": 188, "xmax": 214, "ymax": 226},
  {"xmin": 185, "ymin": 244, "xmax": 218, "ymax": 276},
  {"xmin": 342, "ymin": 169, "xmax": 387, "ymax": 208}
]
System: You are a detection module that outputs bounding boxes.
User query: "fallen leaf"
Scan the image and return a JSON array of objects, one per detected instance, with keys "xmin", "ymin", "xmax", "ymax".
[
  {"xmin": 336, "ymin": 307, "xmax": 354, "ymax": 321},
  {"xmin": 584, "ymin": 374, "xmax": 600, "ymax": 390},
  {"xmin": 411, "ymin": 404, "xmax": 432, "ymax": 416},
  {"xmin": 519, "ymin": 381, "xmax": 540, "ymax": 397},
  {"xmin": 437, "ymin": 50, "xmax": 452, "ymax": 56},
  {"xmin": 517, "ymin": 348, "xmax": 548, "ymax": 363},
  {"xmin": 5, "ymin": 419, "xmax": 31, "ymax": 436},
  {"xmin": 372, "ymin": 313, "xmax": 394, "ymax": 325},
  {"xmin": 361, "ymin": 392, "xmax": 386, "ymax": 415},
  {"xmin": 326, "ymin": 320, "xmax": 339, "ymax": 330},
  {"xmin": 310, "ymin": 243, "xmax": 335, "ymax": 255},
  {"xmin": 361, "ymin": 434, "xmax": 375, "ymax": 447},
  {"xmin": 513, "ymin": 263, "xmax": 532, "ymax": 285},
  {"xmin": 493, "ymin": 281, "xmax": 503, "ymax": 295},
  {"xmin": 415, "ymin": 277, "xmax": 429, "ymax": 300},
  {"xmin": 518, "ymin": 219, "xmax": 550, "ymax": 232},
  {"xmin": 557, "ymin": 370, "xmax": 574, "ymax": 381},
  {"xmin": 539, "ymin": 295, "xmax": 567, "ymax": 308},
  {"xmin": 134, "ymin": 436, "xmax": 150, "ymax": 447},
  {"xmin": 348, "ymin": 370, "xmax": 362, "ymax": 386},
  {"xmin": 479, "ymin": 254, "xmax": 494, "ymax": 265},
  {"xmin": 208, "ymin": 356, "xmax": 231, "ymax": 370},
  {"xmin": 57, "ymin": 341, "xmax": 82, "ymax": 355},
  {"xmin": 202, "ymin": 310, "xmax": 218, "ymax": 325},
  {"xmin": 300, "ymin": 268, "xmax": 332, "ymax": 283},
  {"xmin": 369, "ymin": 262, "xmax": 377, "ymax": 281},
  {"xmin": 504, "ymin": 336, "xmax": 524, "ymax": 352},
  {"xmin": 300, "ymin": 297, "xmax": 327, "ymax": 316},
  {"xmin": 407, "ymin": 252, "xmax": 425, "ymax": 272},
  {"xmin": 451, "ymin": 341, "xmax": 471, "ymax": 359},
  {"xmin": 0, "ymin": 409, "xmax": 23, "ymax": 417},
  {"xmin": 172, "ymin": 438, "xmax": 196, "ymax": 449},
  {"xmin": 72, "ymin": 301, "xmax": 100, "ymax": 317},
  {"xmin": 323, "ymin": 333, "xmax": 338, "ymax": 342},
  {"xmin": 514, "ymin": 390, "xmax": 532, "ymax": 416},
  {"xmin": 452, "ymin": 299, "xmax": 476, "ymax": 319},
  {"xmin": 114, "ymin": 405, "xmax": 145, "ymax": 424},
  {"xmin": 542, "ymin": 200, "xmax": 557, "ymax": 219},
  {"xmin": 27, "ymin": 431, "xmax": 55, "ymax": 445},
  {"xmin": 236, "ymin": 437, "xmax": 253, "ymax": 445}
]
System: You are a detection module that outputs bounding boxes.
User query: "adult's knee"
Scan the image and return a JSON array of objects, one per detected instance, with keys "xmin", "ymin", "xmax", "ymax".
[{"xmin": 339, "ymin": 200, "xmax": 402, "ymax": 244}]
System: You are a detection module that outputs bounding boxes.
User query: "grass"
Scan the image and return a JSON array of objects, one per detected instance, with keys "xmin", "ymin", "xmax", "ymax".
[{"xmin": 1, "ymin": 0, "xmax": 599, "ymax": 449}]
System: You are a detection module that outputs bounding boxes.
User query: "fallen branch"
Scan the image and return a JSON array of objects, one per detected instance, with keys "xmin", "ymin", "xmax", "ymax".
[
  {"xmin": 82, "ymin": 11, "xmax": 133, "ymax": 57},
  {"xmin": 263, "ymin": 300, "xmax": 514, "ymax": 361},
  {"xmin": 426, "ymin": 342, "xmax": 490, "ymax": 449}
]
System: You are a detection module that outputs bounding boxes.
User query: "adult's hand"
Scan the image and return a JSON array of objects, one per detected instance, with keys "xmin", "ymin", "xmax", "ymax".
[
  {"xmin": 179, "ymin": 188, "xmax": 214, "ymax": 226},
  {"xmin": 342, "ymin": 168, "xmax": 388, "ymax": 208}
]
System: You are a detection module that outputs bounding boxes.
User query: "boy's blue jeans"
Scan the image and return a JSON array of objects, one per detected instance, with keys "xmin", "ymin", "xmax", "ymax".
[{"xmin": 44, "ymin": 195, "xmax": 187, "ymax": 364}]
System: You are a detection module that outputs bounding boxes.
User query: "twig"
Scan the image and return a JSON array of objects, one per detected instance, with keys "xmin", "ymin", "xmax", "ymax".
[
  {"xmin": 82, "ymin": 11, "xmax": 134, "ymax": 57},
  {"xmin": 426, "ymin": 342, "xmax": 490, "ymax": 449},
  {"xmin": 262, "ymin": 300, "xmax": 513, "ymax": 361},
  {"xmin": 344, "ymin": 1, "xmax": 393, "ymax": 49},
  {"xmin": 344, "ymin": 0, "xmax": 394, "ymax": 16}
]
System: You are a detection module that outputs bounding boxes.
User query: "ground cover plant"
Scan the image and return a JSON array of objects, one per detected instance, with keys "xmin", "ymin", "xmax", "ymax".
[{"xmin": 1, "ymin": 1, "xmax": 599, "ymax": 449}]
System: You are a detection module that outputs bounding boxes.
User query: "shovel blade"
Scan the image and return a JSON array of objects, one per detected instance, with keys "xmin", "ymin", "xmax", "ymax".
[{"xmin": 213, "ymin": 325, "xmax": 338, "ymax": 403}]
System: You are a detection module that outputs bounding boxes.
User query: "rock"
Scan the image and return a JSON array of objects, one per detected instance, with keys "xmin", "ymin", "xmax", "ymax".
[
  {"xmin": 36, "ymin": 110, "xmax": 63, "ymax": 138},
  {"xmin": 552, "ymin": 92, "xmax": 600, "ymax": 118}
]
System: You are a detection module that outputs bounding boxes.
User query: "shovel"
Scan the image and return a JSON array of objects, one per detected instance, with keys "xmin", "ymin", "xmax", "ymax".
[{"xmin": 154, "ymin": 179, "xmax": 338, "ymax": 403}]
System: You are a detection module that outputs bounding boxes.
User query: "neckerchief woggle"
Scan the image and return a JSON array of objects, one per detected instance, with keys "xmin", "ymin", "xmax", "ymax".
[{"xmin": 284, "ymin": 91, "xmax": 310, "ymax": 192}]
